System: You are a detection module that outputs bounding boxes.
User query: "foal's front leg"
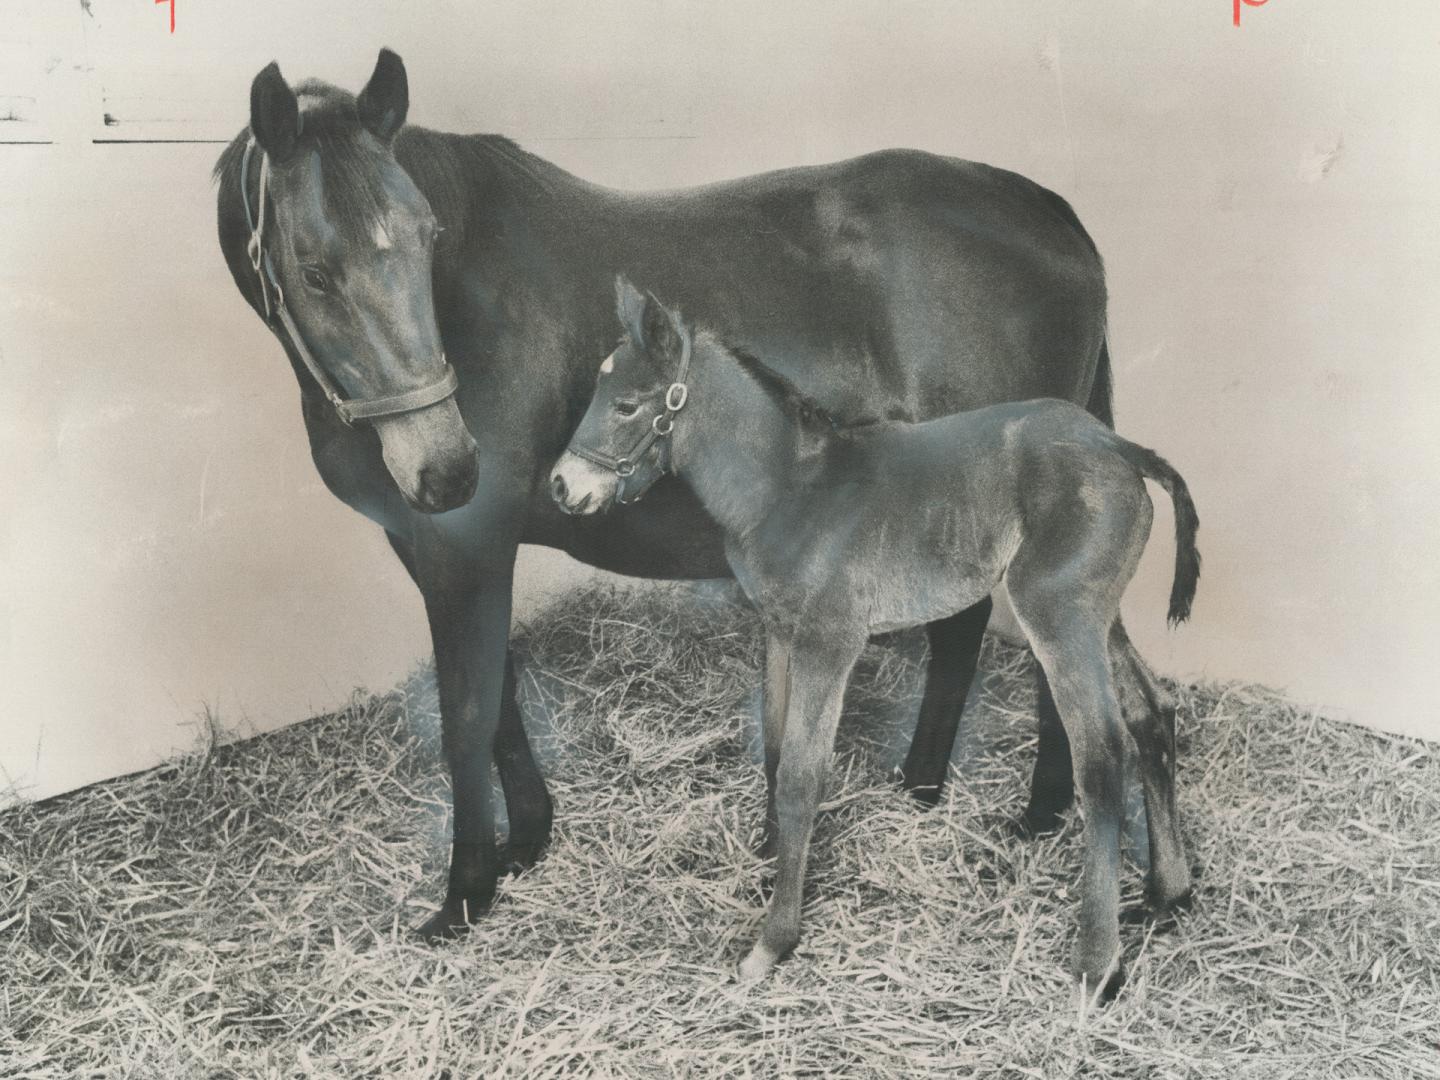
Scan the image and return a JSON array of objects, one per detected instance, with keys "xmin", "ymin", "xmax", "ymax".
[
  {"xmin": 739, "ymin": 633, "xmax": 865, "ymax": 981},
  {"xmin": 759, "ymin": 632, "xmax": 792, "ymax": 859}
]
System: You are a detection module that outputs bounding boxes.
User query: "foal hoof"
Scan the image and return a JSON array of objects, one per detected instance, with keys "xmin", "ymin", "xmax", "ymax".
[
  {"xmin": 1074, "ymin": 960, "xmax": 1126, "ymax": 1009},
  {"xmin": 1142, "ymin": 886, "xmax": 1194, "ymax": 928},
  {"xmin": 737, "ymin": 942, "xmax": 782, "ymax": 983}
]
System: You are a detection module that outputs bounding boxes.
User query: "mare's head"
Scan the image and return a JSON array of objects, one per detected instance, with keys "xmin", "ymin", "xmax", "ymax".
[
  {"xmin": 551, "ymin": 278, "xmax": 692, "ymax": 514},
  {"xmin": 222, "ymin": 49, "xmax": 478, "ymax": 513}
]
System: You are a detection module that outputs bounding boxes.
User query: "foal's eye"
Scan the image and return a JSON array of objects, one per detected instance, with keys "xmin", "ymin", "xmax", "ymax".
[
  {"xmin": 300, "ymin": 266, "xmax": 329, "ymax": 292},
  {"xmin": 614, "ymin": 400, "xmax": 640, "ymax": 417}
]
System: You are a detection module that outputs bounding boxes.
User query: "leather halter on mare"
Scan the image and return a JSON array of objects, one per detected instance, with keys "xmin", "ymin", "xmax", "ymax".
[
  {"xmin": 568, "ymin": 333, "xmax": 692, "ymax": 505},
  {"xmin": 239, "ymin": 138, "xmax": 459, "ymax": 426}
]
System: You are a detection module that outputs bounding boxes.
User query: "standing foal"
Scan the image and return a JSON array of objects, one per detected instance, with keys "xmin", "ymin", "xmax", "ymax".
[{"xmin": 550, "ymin": 278, "xmax": 1199, "ymax": 1001}]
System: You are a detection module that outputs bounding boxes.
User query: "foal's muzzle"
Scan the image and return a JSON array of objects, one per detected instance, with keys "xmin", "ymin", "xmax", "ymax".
[{"xmin": 550, "ymin": 451, "xmax": 616, "ymax": 516}]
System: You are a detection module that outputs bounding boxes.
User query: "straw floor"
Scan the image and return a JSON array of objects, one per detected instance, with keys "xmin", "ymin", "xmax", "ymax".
[{"xmin": 2, "ymin": 582, "xmax": 1437, "ymax": 1078}]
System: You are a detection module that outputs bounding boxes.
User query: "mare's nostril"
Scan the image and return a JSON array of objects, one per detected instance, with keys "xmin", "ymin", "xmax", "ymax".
[{"xmin": 551, "ymin": 472, "xmax": 568, "ymax": 505}]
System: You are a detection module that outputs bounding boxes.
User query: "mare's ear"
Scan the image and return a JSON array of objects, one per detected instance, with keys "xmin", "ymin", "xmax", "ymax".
[
  {"xmin": 250, "ymin": 62, "xmax": 300, "ymax": 162},
  {"xmin": 357, "ymin": 48, "xmax": 409, "ymax": 144}
]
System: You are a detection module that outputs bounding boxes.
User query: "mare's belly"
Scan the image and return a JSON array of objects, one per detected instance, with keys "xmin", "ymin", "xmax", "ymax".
[{"xmin": 537, "ymin": 479, "xmax": 733, "ymax": 580}]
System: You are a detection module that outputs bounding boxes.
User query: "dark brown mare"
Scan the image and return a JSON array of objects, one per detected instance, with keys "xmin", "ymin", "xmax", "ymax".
[
  {"xmin": 213, "ymin": 50, "xmax": 1113, "ymax": 941},
  {"xmin": 552, "ymin": 281, "xmax": 1198, "ymax": 1001}
]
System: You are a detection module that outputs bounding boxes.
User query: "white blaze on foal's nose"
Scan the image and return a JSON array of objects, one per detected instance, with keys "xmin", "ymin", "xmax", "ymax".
[
  {"xmin": 372, "ymin": 220, "xmax": 393, "ymax": 250},
  {"xmin": 599, "ymin": 352, "xmax": 615, "ymax": 374}
]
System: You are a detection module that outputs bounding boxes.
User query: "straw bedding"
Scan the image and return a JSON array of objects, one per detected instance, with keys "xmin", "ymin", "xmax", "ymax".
[{"xmin": 2, "ymin": 581, "xmax": 1437, "ymax": 1078}]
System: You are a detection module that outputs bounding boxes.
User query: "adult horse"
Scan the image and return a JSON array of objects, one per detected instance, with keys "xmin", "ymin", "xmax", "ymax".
[{"xmin": 213, "ymin": 49, "xmax": 1111, "ymax": 940}]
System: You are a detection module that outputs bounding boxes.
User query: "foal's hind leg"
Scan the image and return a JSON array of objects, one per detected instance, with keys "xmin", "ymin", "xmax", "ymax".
[
  {"xmin": 1110, "ymin": 623, "xmax": 1190, "ymax": 912},
  {"xmin": 901, "ymin": 599, "xmax": 992, "ymax": 806},
  {"xmin": 1018, "ymin": 618, "xmax": 1128, "ymax": 1002},
  {"xmin": 739, "ymin": 631, "xmax": 865, "ymax": 981}
]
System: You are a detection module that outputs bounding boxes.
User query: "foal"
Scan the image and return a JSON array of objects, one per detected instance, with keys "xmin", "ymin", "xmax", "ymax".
[{"xmin": 550, "ymin": 278, "xmax": 1199, "ymax": 1000}]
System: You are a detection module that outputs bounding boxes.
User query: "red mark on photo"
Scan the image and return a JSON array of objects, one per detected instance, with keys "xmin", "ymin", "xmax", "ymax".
[
  {"xmin": 156, "ymin": 0, "xmax": 174, "ymax": 33},
  {"xmin": 1234, "ymin": 0, "xmax": 1269, "ymax": 26}
]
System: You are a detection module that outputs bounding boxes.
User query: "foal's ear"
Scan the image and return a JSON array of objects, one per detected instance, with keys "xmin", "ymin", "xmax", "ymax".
[
  {"xmin": 357, "ymin": 48, "xmax": 409, "ymax": 144},
  {"xmin": 250, "ymin": 62, "xmax": 300, "ymax": 162},
  {"xmin": 615, "ymin": 275, "xmax": 684, "ymax": 362}
]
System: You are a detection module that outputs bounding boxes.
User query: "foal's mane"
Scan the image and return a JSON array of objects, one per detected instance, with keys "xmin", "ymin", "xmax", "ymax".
[{"xmin": 721, "ymin": 342, "xmax": 883, "ymax": 433}]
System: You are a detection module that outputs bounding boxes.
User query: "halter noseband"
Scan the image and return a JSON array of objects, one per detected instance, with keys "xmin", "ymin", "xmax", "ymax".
[
  {"xmin": 568, "ymin": 334, "xmax": 692, "ymax": 504},
  {"xmin": 239, "ymin": 138, "xmax": 459, "ymax": 426}
]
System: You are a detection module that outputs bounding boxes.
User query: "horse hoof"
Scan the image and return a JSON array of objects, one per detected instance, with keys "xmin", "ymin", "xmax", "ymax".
[
  {"xmin": 1012, "ymin": 808, "xmax": 1064, "ymax": 840},
  {"xmin": 1144, "ymin": 886, "xmax": 1194, "ymax": 927},
  {"xmin": 754, "ymin": 831, "xmax": 777, "ymax": 861},
  {"xmin": 500, "ymin": 837, "xmax": 549, "ymax": 877},
  {"xmin": 414, "ymin": 894, "xmax": 490, "ymax": 944},
  {"xmin": 737, "ymin": 942, "xmax": 780, "ymax": 983},
  {"xmin": 1073, "ymin": 961, "xmax": 1126, "ymax": 1009},
  {"xmin": 896, "ymin": 768, "xmax": 944, "ymax": 808}
]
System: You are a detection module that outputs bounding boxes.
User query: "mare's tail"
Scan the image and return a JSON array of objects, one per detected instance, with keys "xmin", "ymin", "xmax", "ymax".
[{"xmin": 1112, "ymin": 437, "xmax": 1201, "ymax": 626}]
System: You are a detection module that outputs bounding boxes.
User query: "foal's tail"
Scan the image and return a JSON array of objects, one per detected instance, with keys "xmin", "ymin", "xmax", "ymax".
[{"xmin": 1113, "ymin": 438, "xmax": 1201, "ymax": 626}]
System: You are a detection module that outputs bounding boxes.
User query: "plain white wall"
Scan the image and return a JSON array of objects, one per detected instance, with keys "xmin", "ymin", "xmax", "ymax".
[{"xmin": 3, "ymin": 0, "xmax": 1439, "ymax": 804}]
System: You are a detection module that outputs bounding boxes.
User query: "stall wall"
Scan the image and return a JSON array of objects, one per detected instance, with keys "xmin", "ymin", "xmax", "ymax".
[{"xmin": 3, "ymin": 0, "xmax": 1438, "ymax": 803}]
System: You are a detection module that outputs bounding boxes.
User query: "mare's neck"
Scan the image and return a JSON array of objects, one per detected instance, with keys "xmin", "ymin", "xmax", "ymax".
[{"xmin": 669, "ymin": 336, "xmax": 806, "ymax": 541}]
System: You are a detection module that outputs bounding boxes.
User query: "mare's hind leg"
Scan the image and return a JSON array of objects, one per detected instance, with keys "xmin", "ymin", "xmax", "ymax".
[
  {"xmin": 739, "ymin": 630, "xmax": 866, "ymax": 981},
  {"xmin": 901, "ymin": 598, "xmax": 992, "ymax": 805},
  {"xmin": 495, "ymin": 651, "xmax": 554, "ymax": 875},
  {"xmin": 1018, "ymin": 671, "xmax": 1075, "ymax": 836},
  {"xmin": 759, "ymin": 633, "xmax": 792, "ymax": 859},
  {"xmin": 1109, "ymin": 622, "xmax": 1190, "ymax": 912}
]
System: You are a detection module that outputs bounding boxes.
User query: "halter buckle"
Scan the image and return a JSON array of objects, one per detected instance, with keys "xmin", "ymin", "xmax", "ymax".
[
  {"xmin": 615, "ymin": 457, "xmax": 636, "ymax": 478},
  {"xmin": 652, "ymin": 413, "xmax": 674, "ymax": 436},
  {"xmin": 665, "ymin": 383, "xmax": 688, "ymax": 412}
]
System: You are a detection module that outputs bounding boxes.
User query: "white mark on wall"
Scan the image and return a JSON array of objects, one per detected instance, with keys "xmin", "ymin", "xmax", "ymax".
[
  {"xmin": 372, "ymin": 221, "xmax": 393, "ymax": 250},
  {"xmin": 1298, "ymin": 134, "xmax": 1344, "ymax": 183},
  {"xmin": 1039, "ymin": 29, "xmax": 1079, "ymax": 190},
  {"xmin": 197, "ymin": 449, "xmax": 213, "ymax": 527}
]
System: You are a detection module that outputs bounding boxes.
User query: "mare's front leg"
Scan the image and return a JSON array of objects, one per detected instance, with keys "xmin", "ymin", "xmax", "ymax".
[
  {"xmin": 739, "ymin": 631, "xmax": 865, "ymax": 981},
  {"xmin": 387, "ymin": 530, "xmax": 552, "ymax": 878},
  {"xmin": 414, "ymin": 542, "xmax": 519, "ymax": 942}
]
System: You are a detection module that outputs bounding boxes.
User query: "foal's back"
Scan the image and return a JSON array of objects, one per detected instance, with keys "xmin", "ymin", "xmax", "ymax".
[{"xmin": 804, "ymin": 399, "xmax": 1151, "ymax": 633}]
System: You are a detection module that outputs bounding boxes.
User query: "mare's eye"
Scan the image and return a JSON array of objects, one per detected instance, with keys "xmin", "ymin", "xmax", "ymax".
[
  {"xmin": 300, "ymin": 266, "xmax": 329, "ymax": 292},
  {"xmin": 614, "ymin": 400, "xmax": 640, "ymax": 417}
]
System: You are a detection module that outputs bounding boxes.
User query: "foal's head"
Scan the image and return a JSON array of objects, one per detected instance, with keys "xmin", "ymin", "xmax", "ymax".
[
  {"xmin": 223, "ymin": 50, "xmax": 478, "ymax": 513},
  {"xmin": 550, "ymin": 278, "xmax": 693, "ymax": 514}
]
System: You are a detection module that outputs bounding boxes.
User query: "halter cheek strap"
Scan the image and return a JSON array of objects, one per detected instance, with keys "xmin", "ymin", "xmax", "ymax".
[
  {"xmin": 238, "ymin": 138, "xmax": 459, "ymax": 426},
  {"xmin": 568, "ymin": 335, "xmax": 692, "ymax": 504}
]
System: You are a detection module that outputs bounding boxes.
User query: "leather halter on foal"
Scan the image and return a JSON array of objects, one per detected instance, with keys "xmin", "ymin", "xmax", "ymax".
[
  {"xmin": 239, "ymin": 139, "xmax": 459, "ymax": 426},
  {"xmin": 568, "ymin": 334, "xmax": 692, "ymax": 504}
]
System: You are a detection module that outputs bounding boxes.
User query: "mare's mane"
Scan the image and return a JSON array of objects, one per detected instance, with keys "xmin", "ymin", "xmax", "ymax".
[{"xmin": 211, "ymin": 79, "xmax": 553, "ymax": 250}]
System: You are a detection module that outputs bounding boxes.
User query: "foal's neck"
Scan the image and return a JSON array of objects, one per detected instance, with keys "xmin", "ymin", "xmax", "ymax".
[{"xmin": 669, "ymin": 336, "xmax": 808, "ymax": 540}]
